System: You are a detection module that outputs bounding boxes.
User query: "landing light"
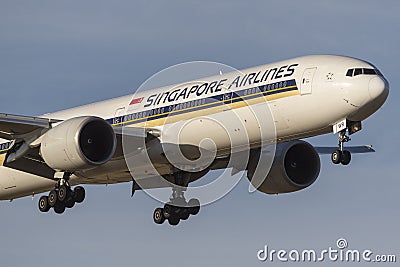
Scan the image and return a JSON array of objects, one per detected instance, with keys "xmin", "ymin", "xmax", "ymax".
[{"xmin": 348, "ymin": 121, "xmax": 362, "ymax": 135}]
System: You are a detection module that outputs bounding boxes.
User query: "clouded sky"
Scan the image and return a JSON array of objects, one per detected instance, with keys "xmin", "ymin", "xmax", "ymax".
[{"xmin": 0, "ymin": 1, "xmax": 399, "ymax": 266}]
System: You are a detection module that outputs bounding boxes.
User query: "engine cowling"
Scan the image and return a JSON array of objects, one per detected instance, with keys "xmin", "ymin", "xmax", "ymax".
[
  {"xmin": 40, "ymin": 116, "xmax": 116, "ymax": 171},
  {"xmin": 247, "ymin": 140, "xmax": 320, "ymax": 194}
]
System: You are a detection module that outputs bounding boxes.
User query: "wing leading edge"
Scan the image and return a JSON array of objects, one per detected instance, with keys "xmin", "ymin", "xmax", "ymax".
[{"xmin": 0, "ymin": 113, "xmax": 60, "ymax": 140}]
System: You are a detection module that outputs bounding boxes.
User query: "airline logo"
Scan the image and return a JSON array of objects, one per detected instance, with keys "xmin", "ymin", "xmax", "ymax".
[
  {"xmin": 129, "ymin": 97, "xmax": 144, "ymax": 105},
  {"xmin": 144, "ymin": 63, "xmax": 299, "ymax": 108}
]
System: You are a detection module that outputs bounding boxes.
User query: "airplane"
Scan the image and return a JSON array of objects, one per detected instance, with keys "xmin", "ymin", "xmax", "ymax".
[{"xmin": 0, "ymin": 55, "xmax": 389, "ymax": 226}]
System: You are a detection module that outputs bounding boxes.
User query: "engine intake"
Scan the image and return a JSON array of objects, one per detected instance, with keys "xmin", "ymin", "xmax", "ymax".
[
  {"xmin": 247, "ymin": 140, "xmax": 320, "ymax": 194},
  {"xmin": 40, "ymin": 116, "xmax": 116, "ymax": 171}
]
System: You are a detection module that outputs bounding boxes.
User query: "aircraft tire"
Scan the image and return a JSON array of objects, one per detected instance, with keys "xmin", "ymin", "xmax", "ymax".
[
  {"xmin": 65, "ymin": 197, "xmax": 75, "ymax": 208},
  {"xmin": 153, "ymin": 208, "xmax": 165, "ymax": 224},
  {"xmin": 341, "ymin": 150, "xmax": 351, "ymax": 165},
  {"xmin": 38, "ymin": 196, "xmax": 51, "ymax": 212},
  {"xmin": 73, "ymin": 186, "xmax": 85, "ymax": 203},
  {"xmin": 168, "ymin": 214, "xmax": 180, "ymax": 226},
  {"xmin": 163, "ymin": 203, "xmax": 173, "ymax": 219},
  {"xmin": 331, "ymin": 150, "xmax": 342, "ymax": 164},
  {"xmin": 54, "ymin": 202, "xmax": 66, "ymax": 214},
  {"xmin": 48, "ymin": 190, "xmax": 58, "ymax": 207},
  {"xmin": 57, "ymin": 185, "xmax": 69, "ymax": 202},
  {"xmin": 188, "ymin": 198, "xmax": 200, "ymax": 215},
  {"xmin": 179, "ymin": 208, "xmax": 190, "ymax": 220}
]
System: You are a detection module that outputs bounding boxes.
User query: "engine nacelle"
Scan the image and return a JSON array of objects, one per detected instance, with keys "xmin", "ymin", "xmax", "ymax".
[
  {"xmin": 247, "ymin": 140, "xmax": 320, "ymax": 194},
  {"xmin": 40, "ymin": 116, "xmax": 116, "ymax": 171}
]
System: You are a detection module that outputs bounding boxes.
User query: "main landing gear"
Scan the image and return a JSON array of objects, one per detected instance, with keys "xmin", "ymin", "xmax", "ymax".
[
  {"xmin": 153, "ymin": 188, "xmax": 200, "ymax": 226},
  {"xmin": 152, "ymin": 173, "xmax": 201, "ymax": 226},
  {"xmin": 331, "ymin": 130, "xmax": 351, "ymax": 165},
  {"xmin": 38, "ymin": 173, "xmax": 85, "ymax": 214}
]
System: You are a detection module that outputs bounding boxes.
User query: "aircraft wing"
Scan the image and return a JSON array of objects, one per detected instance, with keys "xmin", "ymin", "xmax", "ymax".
[
  {"xmin": 0, "ymin": 113, "xmax": 155, "ymax": 181},
  {"xmin": 315, "ymin": 145, "xmax": 375, "ymax": 154},
  {"xmin": 0, "ymin": 113, "xmax": 61, "ymax": 180},
  {"xmin": 0, "ymin": 113, "xmax": 60, "ymax": 140},
  {"xmin": 0, "ymin": 113, "xmax": 151, "ymax": 140}
]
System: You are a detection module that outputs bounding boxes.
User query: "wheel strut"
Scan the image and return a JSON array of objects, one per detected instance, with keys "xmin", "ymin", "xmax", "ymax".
[{"xmin": 332, "ymin": 129, "xmax": 351, "ymax": 165}]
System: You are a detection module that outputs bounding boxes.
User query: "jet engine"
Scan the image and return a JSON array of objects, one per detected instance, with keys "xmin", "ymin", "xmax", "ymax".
[
  {"xmin": 247, "ymin": 140, "xmax": 320, "ymax": 194},
  {"xmin": 40, "ymin": 116, "xmax": 116, "ymax": 171}
]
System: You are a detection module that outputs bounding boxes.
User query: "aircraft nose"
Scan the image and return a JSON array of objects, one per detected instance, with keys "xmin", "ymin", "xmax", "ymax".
[{"xmin": 369, "ymin": 76, "xmax": 389, "ymax": 101}]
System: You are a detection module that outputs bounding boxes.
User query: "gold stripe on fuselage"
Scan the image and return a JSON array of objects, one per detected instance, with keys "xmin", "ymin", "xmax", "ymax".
[
  {"xmin": 0, "ymin": 153, "xmax": 7, "ymax": 166},
  {"xmin": 113, "ymin": 88, "xmax": 299, "ymax": 128}
]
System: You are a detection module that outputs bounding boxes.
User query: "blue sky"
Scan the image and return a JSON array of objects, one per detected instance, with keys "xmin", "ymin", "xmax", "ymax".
[{"xmin": 0, "ymin": 1, "xmax": 399, "ymax": 266}]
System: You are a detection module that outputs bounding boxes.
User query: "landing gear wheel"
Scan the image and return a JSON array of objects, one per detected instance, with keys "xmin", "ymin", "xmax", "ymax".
[
  {"xmin": 54, "ymin": 202, "xmax": 66, "ymax": 214},
  {"xmin": 65, "ymin": 197, "xmax": 75, "ymax": 208},
  {"xmin": 163, "ymin": 203, "xmax": 173, "ymax": 219},
  {"xmin": 188, "ymin": 198, "xmax": 200, "ymax": 215},
  {"xmin": 179, "ymin": 208, "xmax": 190, "ymax": 220},
  {"xmin": 38, "ymin": 196, "xmax": 51, "ymax": 212},
  {"xmin": 168, "ymin": 214, "xmax": 180, "ymax": 226},
  {"xmin": 57, "ymin": 185, "xmax": 69, "ymax": 202},
  {"xmin": 153, "ymin": 208, "xmax": 165, "ymax": 224},
  {"xmin": 331, "ymin": 150, "xmax": 342, "ymax": 164},
  {"xmin": 73, "ymin": 186, "xmax": 85, "ymax": 203},
  {"xmin": 48, "ymin": 190, "xmax": 58, "ymax": 207},
  {"xmin": 341, "ymin": 150, "xmax": 351, "ymax": 165}
]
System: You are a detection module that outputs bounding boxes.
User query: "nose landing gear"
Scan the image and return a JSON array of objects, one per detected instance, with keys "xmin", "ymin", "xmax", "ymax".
[{"xmin": 331, "ymin": 130, "xmax": 352, "ymax": 165}]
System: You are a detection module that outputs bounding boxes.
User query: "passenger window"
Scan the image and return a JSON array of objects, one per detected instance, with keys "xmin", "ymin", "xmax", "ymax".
[
  {"xmin": 354, "ymin": 68, "xmax": 362, "ymax": 76},
  {"xmin": 346, "ymin": 69, "xmax": 353, "ymax": 77}
]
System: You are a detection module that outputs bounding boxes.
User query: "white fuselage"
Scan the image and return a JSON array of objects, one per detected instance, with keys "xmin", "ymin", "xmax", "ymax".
[{"xmin": 0, "ymin": 55, "xmax": 389, "ymax": 200}]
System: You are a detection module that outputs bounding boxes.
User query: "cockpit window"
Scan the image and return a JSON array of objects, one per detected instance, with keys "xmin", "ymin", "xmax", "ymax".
[
  {"xmin": 345, "ymin": 68, "xmax": 379, "ymax": 77},
  {"xmin": 363, "ymin": 68, "xmax": 376, "ymax": 75},
  {"xmin": 354, "ymin": 68, "xmax": 362, "ymax": 76}
]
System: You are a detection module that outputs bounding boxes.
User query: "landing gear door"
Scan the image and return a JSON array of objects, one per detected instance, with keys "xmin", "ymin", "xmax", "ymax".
[{"xmin": 300, "ymin": 67, "xmax": 317, "ymax": 95}]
